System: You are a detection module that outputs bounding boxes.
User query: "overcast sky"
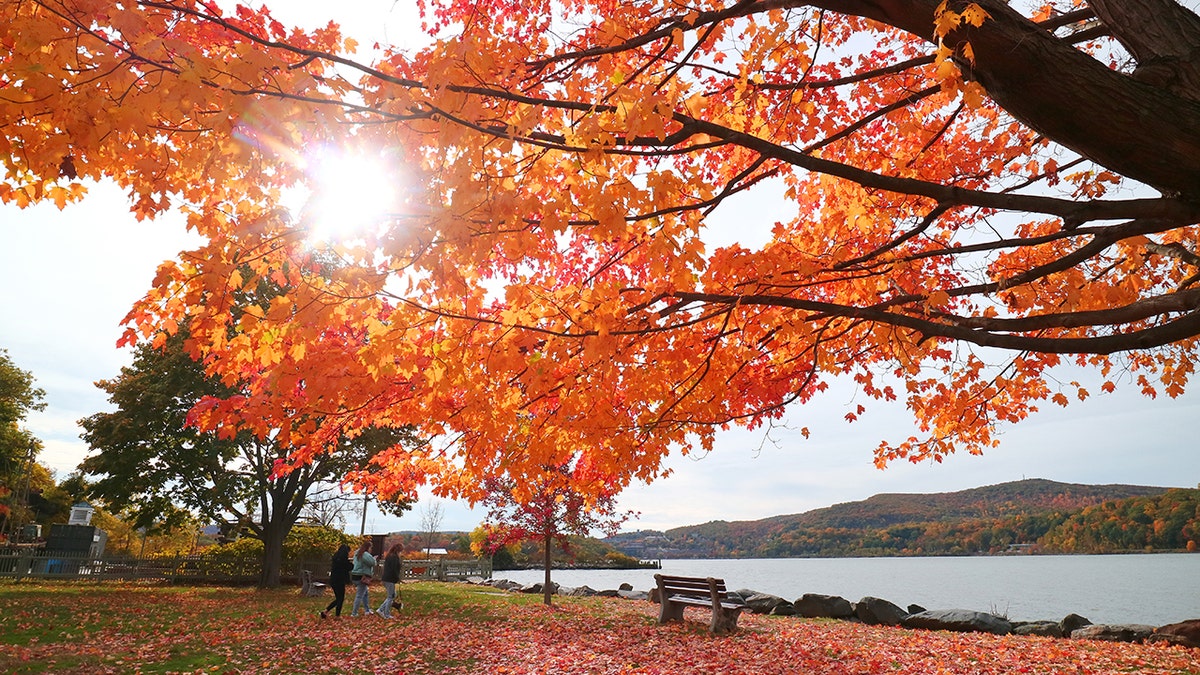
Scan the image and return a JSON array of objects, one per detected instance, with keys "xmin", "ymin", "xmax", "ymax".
[{"xmin": 2, "ymin": 1, "xmax": 1197, "ymax": 535}]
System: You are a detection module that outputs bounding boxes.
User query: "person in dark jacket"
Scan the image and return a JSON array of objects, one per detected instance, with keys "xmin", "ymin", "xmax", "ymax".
[
  {"xmin": 320, "ymin": 544, "xmax": 353, "ymax": 619},
  {"xmin": 375, "ymin": 543, "xmax": 404, "ymax": 618}
]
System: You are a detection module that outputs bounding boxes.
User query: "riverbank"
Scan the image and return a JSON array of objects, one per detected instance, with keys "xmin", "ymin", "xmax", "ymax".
[
  {"xmin": 495, "ymin": 554, "xmax": 1200, "ymax": 626},
  {"xmin": 2, "ymin": 581, "xmax": 1197, "ymax": 673}
]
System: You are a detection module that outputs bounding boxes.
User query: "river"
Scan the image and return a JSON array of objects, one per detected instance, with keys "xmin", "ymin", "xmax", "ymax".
[{"xmin": 493, "ymin": 554, "xmax": 1199, "ymax": 626}]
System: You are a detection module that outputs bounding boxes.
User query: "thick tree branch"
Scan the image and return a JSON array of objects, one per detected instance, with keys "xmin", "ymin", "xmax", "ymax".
[
  {"xmin": 794, "ymin": 0, "xmax": 1200, "ymax": 194},
  {"xmin": 670, "ymin": 290, "xmax": 1200, "ymax": 355}
]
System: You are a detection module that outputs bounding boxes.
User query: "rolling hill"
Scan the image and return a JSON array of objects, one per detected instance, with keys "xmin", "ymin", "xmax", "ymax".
[{"xmin": 607, "ymin": 479, "xmax": 1198, "ymax": 558}]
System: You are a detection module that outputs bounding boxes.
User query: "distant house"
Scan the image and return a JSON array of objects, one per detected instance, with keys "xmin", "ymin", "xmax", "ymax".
[
  {"xmin": 420, "ymin": 547, "xmax": 449, "ymax": 557},
  {"xmin": 1004, "ymin": 543, "xmax": 1037, "ymax": 554}
]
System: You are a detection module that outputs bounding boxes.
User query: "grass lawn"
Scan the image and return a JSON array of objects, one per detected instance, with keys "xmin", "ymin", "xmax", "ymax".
[{"xmin": 1, "ymin": 580, "xmax": 1197, "ymax": 674}]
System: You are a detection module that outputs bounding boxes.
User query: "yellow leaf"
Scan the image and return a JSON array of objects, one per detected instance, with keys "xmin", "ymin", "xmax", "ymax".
[{"xmin": 961, "ymin": 4, "xmax": 991, "ymax": 27}]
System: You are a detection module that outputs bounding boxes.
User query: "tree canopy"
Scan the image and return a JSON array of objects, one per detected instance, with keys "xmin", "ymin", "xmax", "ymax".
[
  {"xmin": 78, "ymin": 328, "xmax": 416, "ymax": 586},
  {"xmin": 4, "ymin": 1, "xmax": 1199, "ymax": 505},
  {"xmin": 0, "ymin": 348, "xmax": 44, "ymax": 478}
]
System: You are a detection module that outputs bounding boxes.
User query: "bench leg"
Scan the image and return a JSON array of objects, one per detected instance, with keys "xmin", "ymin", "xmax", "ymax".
[
  {"xmin": 659, "ymin": 599, "xmax": 686, "ymax": 624},
  {"xmin": 710, "ymin": 607, "xmax": 741, "ymax": 635}
]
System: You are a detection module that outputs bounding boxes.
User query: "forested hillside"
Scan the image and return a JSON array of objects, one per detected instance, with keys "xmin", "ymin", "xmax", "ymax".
[
  {"xmin": 608, "ymin": 480, "xmax": 1199, "ymax": 558},
  {"xmin": 1040, "ymin": 489, "xmax": 1200, "ymax": 553}
]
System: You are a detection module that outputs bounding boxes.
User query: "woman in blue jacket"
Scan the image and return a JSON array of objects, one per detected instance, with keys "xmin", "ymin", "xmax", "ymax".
[{"xmin": 349, "ymin": 539, "xmax": 376, "ymax": 617}]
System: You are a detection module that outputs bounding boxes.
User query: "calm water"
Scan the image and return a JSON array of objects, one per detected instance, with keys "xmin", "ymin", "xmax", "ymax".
[{"xmin": 495, "ymin": 554, "xmax": 1199, "ymax": 626}]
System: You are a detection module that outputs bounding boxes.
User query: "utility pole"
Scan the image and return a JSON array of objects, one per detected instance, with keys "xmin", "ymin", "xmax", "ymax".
[{"xmin": 359, "ymin": 490, "xmax": 369, "ymax": 538}]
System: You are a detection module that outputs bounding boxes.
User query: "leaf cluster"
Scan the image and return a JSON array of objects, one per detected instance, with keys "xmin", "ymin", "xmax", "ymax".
[{"xmin": 6, "ymin": 0, "xmax": 1200, "ymax": 511}]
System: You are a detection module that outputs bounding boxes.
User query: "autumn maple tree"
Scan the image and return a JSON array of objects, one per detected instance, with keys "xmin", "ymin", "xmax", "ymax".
[
  {"xmin": 4, "ymin": 1, "xmax": 1200, "ymax": 505},
  {"xmin": 474, "ymin": 457, "xmax": 631, "ymax": 605},
  {"xmin": 78, "ymin": 328, "xmax": 418, "ymax": 586}
]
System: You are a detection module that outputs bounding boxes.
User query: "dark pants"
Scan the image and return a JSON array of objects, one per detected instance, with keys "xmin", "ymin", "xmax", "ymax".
[{"xmin": 325, "ymin": 582, "xmax": 347, "ymax": 616}]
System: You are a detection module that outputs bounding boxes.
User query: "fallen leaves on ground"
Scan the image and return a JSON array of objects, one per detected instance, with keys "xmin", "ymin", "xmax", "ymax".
[{"xmin": 0, "ymin": 582, "xmax": 1196, "ymax": 674}]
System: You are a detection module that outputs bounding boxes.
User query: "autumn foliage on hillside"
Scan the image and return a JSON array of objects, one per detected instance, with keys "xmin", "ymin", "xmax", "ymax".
[
  {"xmin": 644, "ymin": 483, "xmax": 1200, "ymax": 558},
  {"xmin": 4, "ymin": 1, "xmax": 1200, "ymax": 504}
]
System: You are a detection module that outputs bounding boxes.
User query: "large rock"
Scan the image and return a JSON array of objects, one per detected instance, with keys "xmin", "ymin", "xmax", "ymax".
[
  {"xmin": 484, "ymin": 579, "xmax": 523, "ymax": 591},
  {"xmin": 513, "ymin": 578, "xmax": 554, "ymax": 593},
  {"xmin": 1071, "ymin": 624, "xmax": 1157, "ymax": 643},
  {"xmin": 1060, "ymin": 613, "xmax": 1092, "ymax": 637},
  {"xmin": 564, "ymin": 585, "xmax": 598, "ymax": 597},
  {"xmin": 795, "ymin": 593, "xmax": 854, "ymax": 619},
  {"xmin": 902, "ymin": 609, "xmax": 1013, "ymax": 635},
  {"xmin": 855, "ymin": 597, "xmax": 909, "ymax": 626},
  {"xmin": 769, "ymin": 602, "xmax": 796, "ymax": 616},
  {"xmin": 1012, "ymin": 621, "xmax": 1064, "ymax": 638},
  {"xmin": 743, "ymin": 592, "xmax": 791, "ymax": 615},
  {"xmin": 1151, "ymin": 620, "xmax": 1200, "ymax": 648}
]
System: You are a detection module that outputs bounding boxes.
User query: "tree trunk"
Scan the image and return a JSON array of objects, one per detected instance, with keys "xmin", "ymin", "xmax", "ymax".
[
  {"xmin": 542, "ymin": 531, "xmax": 553, "ymax": 606},
  {"xmin": 259, "ymin": 523, "xmax": 288, "ymax": 589}
]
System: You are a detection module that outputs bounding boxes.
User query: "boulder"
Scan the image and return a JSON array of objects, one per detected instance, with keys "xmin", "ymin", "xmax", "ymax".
[
  {"xmin": 1060, "ymin": 613, "xmax": 1092, "ymax": 637},
  {"xmin": 855, "ymin": 597, "xmax": 909, "ymax": 626},
  {"xmin": 1071, "ymin": 624, "xmax": 1157, "ymax": 643},
  {"xmin": 1151, "ymin": 620, "xmax": 1200, "ymax": 648},
  {"xmin": 769, "ymin": 602, "xmax": 797, "ymax": 616},
  {"xmin": 619, "ymin": 582, "xmax": 633, "ymax": 591},
  {"xmin": 795, "ymin": 593, "xmax": 854, "ymax": 619},
  {"xmin": 744, "ymin": 592, "xmax": 791, "ymax": 615},
  {"xmin": 618, "ymin": 589, "xmax": 649, "ymax": 601},
  {"xmin": 902, "ymin": 609, "xmax": 1013, "ymax": 635},
  {"xmin": 484, "ymin": 579, "xmax": 522, "ymax": 591},
  {"xmin": 564, "ymin": 585, "xmax": 597, "ymax": 597},
  {"xmin": 518, "ymin": 583, "xmax": 544, "ymax": 594},
  {"xmin": 1012, "ymin": 621, "xmax": 1064, "ymax": 638},
  {"xmin": 596, "ymin": 588, "xmax": 620, "ymax": 597},
  {"xmin": 907, "ymin": 604, "xmax": 927, "ymax": 615},
  {"xmin": 733, "ymin": 588, "xmax": 759, "ymax": 602}
]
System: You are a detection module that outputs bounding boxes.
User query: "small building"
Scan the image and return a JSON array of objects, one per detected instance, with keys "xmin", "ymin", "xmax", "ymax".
[
  {"xmin": 46, "ymin": 524, "xmax": 107, "ymax": 557},
  {"xmin": 67, "ymin": 502, "xmax": 96, "ymax": 526}
]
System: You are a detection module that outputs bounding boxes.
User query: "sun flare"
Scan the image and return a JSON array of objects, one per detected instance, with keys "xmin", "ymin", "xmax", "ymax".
[{"xmin": 296, "ymin": 148, "xmax": 404, "ymax": 243}]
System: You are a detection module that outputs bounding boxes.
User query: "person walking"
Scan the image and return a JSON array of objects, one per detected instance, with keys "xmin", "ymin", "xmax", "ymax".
[
  {"xmin": 319, "ymin": 543, "xmax": 352, "ymax": 619},
  {"xmin": 375, "ymin": 543, "xmax": 404, "ymax": 618},
  {"xmin": 349, "ymin": 539, "xmax": 376, "ymax": 617}
]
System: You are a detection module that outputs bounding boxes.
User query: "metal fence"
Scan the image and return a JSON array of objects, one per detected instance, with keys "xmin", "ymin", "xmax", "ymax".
[{"xmin": 0, "ymin": 549, "xmax": 492, "ymax": 585}]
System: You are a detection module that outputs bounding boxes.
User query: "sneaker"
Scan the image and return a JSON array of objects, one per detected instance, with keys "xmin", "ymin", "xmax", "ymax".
[{"xmin": 319, "ymin": 611, "xmax": 328, "ymax": 620}]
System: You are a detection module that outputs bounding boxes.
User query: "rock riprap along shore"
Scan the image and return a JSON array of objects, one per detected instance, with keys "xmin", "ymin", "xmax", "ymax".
[{"xmin": 471, "ymin": 577, "xmax": 1200, "ymax": 648}]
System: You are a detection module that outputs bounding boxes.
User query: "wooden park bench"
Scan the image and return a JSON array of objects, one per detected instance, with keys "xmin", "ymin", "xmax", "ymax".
[
  {"xmin": 654, "ymin": 573, "xmax": 745, "ymax": 635},
  {"xmin": 300, "ymin": 569, "xmax": 327, "ymax": 597}
]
